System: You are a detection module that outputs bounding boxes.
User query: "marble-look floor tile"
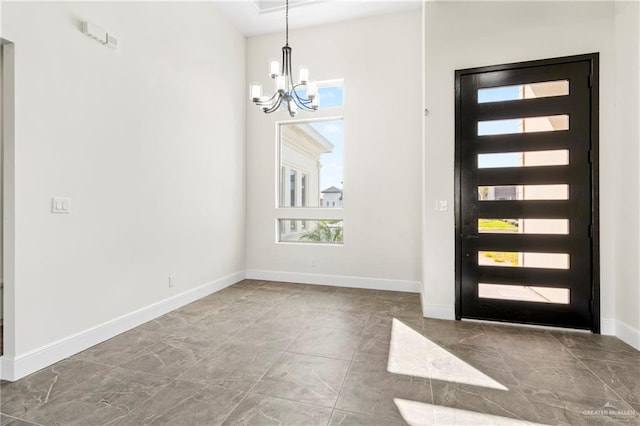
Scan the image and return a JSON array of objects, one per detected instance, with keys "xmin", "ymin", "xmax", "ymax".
[
  {"xmin": 437, "ymin": 343, "xmax": 518, "ymax": 388},
  {"xmin": 306, "ymin": 309, "xmax": 369, "ymax": 332},
  {"xmin": 178, "ymin": 343, "xmax": 282, "ymax": 392},
  {"xmin": 0, "ymin": 359, "xmax": 109, "ymax": 418},
  {"xmin": 522, "ymin": 387, "xmax": 640, "ymax": 425},
  {"xmin": 222, "ymin": 394, "xmax": 332, "ymax": 426},
  {"xmin": 580, "ymin": 358, "xmax": 640, "ymax": 407},
  {"xmin": 364, "ymin": 314, "xmax": 424, "ymax": 338},
  {"xmin": 376, "ymin": 291, "xmax": 421, "ymax": 304},
  {"xmin": 73, "ymin": 329, "xmax": 167, "ymax": 366},
  {"xmin": 22, "ymin": 367, "xmax": 171, "ymax": 426},
  {"xmin": 226, "ymin": 325, "xmax": 298, "ymax": 351},
  {"xmin": 422, "ymin": 318, "xmax": 493, "ymax": 349},
  {"xmin": 508, "ymin": 362, "xmax": 620, "ymax": 400},
  {"xmin": 554, "ymin": 332, "xmax": 640, "ymax": 364},
  {"xmin": 431, "ymin": 381, "xmax": 542, "ymax": 424},
  {"xmin": 353, "ymin": 332, "xmax": 391, "ymax": 363},
  {"xmin": 115, "ymin": 380, "xmax": 244, "ymax": 425},
  {"xmin": 288, "ymin": 327, "xmax": 361, "ymax": 360},
  {"xmin": 372, "ymin": 299, "xmax": 423, "ymax": 319},
  {"xmin": 336, "ymin": 359, "xmax": 431, "ymax": 421},
  {"xmin": 252, "ymin": 352, "xmax": 350, "ymax": 407},
  {"xmin": 329, "ymin": 409, "xmax": 404, "ymax": 426},
  {"xmin": 118, "ymin": 335, "xmax": 212, "ymax": 379},
  {"xmin": 138, "ymin": 311, "xmax": 204, "ymax": 335},
  {"xmin": 335, "ymin": 287, "xmax": 382, "ymax": 298},
  {"xmin": 0, "ymin": 415, "xmax": 38, "ymax": 426}
]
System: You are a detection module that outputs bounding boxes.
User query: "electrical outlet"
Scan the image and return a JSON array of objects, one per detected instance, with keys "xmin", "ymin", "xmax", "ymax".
[{"xmin": 168, "ymin": 275, "xmax": 176, "ymax": 287}]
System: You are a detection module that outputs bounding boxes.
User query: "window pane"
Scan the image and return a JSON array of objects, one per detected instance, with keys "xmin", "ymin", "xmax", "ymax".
[
  {"xmin": 478, "ymin": 219, "xmax": 569, "ymax": 235},
  {"xmin": 478, "ymin": 184, "xmax": 568, "ymax": 201},
  {"xmin": 479, "ymin": 284, "xmax": 570, "ymax": 304},
  {"xmin": 296, "ymin": 81, "xmax": 344, "ymax": 107},
  {"xmin": 478, "ymin": 150, "xmax": 569, "ymax": 169},
  {"xmin": 279, "ymin": 119, "xmax": 344, "ymax": 208},
  {"xmin": 478, "ymin": 115, "xmax": 569, "ymax": 136},
  {"xmin": 290, "ymin": 170, "xmax": 296, "ymax": 207},
  {"xmin": 478, "ymin": 251, "xmax": 569, "ymax": 269},
  {"xmin": 278, "ymin": 219, "xmax": 343, "ymax": 244},
  {"xmin": 478, "ymin": 80, "xmax": 569, "ymax": 103}
]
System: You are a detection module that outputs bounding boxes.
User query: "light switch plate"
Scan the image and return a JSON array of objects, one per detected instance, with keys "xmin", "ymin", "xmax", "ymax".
[
  {"xmin": 435, "ymin": 200, "xmax": 448, "ymax": 211},
  {"xmin": 52, "ymin": 197, "xmax": 71, "ymax": 214}
]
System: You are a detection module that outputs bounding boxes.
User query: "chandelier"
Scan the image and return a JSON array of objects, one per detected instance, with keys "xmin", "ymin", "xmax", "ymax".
[{"xmin": 249, "ymin": 0, "xmax": 319, "ymax": 117}]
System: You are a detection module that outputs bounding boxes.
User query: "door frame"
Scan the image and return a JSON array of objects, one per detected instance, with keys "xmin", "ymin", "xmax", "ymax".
[{"xmin": 454, "ymin": 53, "xmax": 600, "ymax": 333}]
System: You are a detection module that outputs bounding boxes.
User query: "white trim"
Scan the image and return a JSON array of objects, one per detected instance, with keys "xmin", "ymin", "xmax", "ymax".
[
  {"xmin": 246, "ymin": 269, "xmax": 421, "ymax": 293},
  {"xmin": 0, "ymin": 271, "xmax": 245, "ymax": 381},
  {"xmin": 422, "ymin": 303, "xmax": 455, "ymax": 320},
  {"xmin": 615, "ymin": 319, "xmax": 640, "ymax": 351},
  {"xmin": 601, "ymin": 317, "xmax": 616, "ymax": 336}
]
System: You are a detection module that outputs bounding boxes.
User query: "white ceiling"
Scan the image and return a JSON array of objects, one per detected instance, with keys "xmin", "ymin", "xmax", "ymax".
[{"xmin": 214, "ymin": 0, "xmax": 422, "ymax": 37}]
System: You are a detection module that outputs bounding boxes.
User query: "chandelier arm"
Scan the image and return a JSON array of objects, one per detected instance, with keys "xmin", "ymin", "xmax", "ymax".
[
  {"xmin": 291, "ymin": 88, "xmax": 313, "ymax": 106},
  {"xmin": 255, "ymin": 91, "xmax": 280, "ymax": 106},
  {"xmin": 263, "ymin": 95, "xmax": 284, "ymax": 114},
  {"xmin": 290, "ymin": 89, "xmax": 313, "ymax": 110},
  {"xmin": 292, "ymin": 98, "xmax": 314, "ymax": 111}
]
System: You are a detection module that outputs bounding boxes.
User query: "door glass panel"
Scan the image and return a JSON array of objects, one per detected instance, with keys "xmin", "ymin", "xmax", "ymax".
[
  {"xmin": 478, "ymin": 251, "xmax": 569, "ymax": 269},
  {"xmin": 478, "ymin": 184, "xmax": 568, "ymax": 201},
  {"xmin": 478, "ymin": 80, "xmax": 569, "ymax": 103},
  {"xmin": 479, "ymin": 284, "xmax": 570, "ymax": 304},
  {"xmin": 478, "ymin": 115, "xmax": 569, "ymax": 136},
  {"xmin": 478, "ymin": 219, "xmax": 569, "ymax": 234},
  {"xmin": 478, "ymin": 150, "xmax": 569, "ymax": 168}
]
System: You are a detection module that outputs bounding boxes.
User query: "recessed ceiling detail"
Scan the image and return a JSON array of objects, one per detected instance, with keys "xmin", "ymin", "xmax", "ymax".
[
  {"xmin": 250, "ymin": 0, "xmax": 320, "ymax": 14},
  {"xmin": 215, "ymin": 0, "xmax": 421, "ymax": 36}
]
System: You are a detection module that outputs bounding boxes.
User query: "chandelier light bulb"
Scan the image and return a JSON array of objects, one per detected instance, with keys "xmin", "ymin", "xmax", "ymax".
[
  {"xmin": 298, "ymin": 66, "xmax": 309, "ymax": 84},
  {"xmin": 276, "ymin": 75, "xmax": 286, "ymax": 93},
  {"xmin": 307, "ymin": 82, "xmax": 318, "ymax": 99},
  {"xmin": 250, "ymin": 83, "xmax": 262, "ymax": 102},
  {"xmin": 269, "ymin": 60, "xmax": 280, "ymax": 78}
]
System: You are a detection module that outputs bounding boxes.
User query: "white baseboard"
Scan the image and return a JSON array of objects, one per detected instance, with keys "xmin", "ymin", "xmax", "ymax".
[
  {"xmin": 615, "ymin": 319, "xmax": 640, "ymax": 351},
  {"xmin": 422, "ymin": 303, "xmax": 455, "ymax": 320},
  {"xmin": 601, "ymin": 318, "xmax": 616, "ymax": 336},
  {"xmin": 0, "ymin": 271, "xmax": 245, "ymax": 382},
  {"xmin": 246, "ymin": 269, "xmax": 421, "ymax": 293}
]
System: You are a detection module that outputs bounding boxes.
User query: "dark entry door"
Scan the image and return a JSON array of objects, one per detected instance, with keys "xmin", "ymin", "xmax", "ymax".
[{"xmin": 455, "ymin": 54, "xmax": 599, "ymax": 331}]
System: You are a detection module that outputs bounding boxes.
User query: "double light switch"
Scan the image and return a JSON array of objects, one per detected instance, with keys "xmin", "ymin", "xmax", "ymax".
[{"xmin": 52, "ymin": 197, "xmax": 71, "ymax": 214}]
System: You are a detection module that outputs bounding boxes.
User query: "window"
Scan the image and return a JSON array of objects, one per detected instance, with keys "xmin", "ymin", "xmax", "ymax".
[
  {"xmin": 301, "ymin": 174, "xmax": 307, "ymax": 207},
  {"xmin": 276, "ymin": 80, "xmax": 345, "ymax": 245},
  {"xmin": 278, "ymin": 219, "xmax": 343, "ymax": 245},
  {"xmin": 278, "ymin": 118, "xmax": 344, "ymax": 207},
  {"xmin": 289, "ymin": 170, "xmax": 296, "ymax": 207}
]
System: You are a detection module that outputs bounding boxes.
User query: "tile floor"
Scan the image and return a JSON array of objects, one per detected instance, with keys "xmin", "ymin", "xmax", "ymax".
[{"xmin": 0, "ymin": 280, "xmax": 639, "ymax": 425}]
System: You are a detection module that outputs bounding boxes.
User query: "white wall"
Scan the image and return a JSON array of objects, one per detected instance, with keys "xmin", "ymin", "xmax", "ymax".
[
  {"xmin": 613, "ymin": 0, "xmax": 640, "ymax": 348},
  {"xmin": 1, "ymin": 1, "xmax": 246, "ymax": 377},
  {"xmin": 246, "ymin": 10, "xmax": 422, "ymax": 291},
  {"xmin": 423, "ymin": 1, "xmax": 640, "ymax": 349}
]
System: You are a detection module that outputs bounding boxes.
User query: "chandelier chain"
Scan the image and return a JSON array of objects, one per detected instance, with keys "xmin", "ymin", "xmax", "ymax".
[{"xmin": 285, "ymin": 0, "xmax": 289, "ymax": 46}]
